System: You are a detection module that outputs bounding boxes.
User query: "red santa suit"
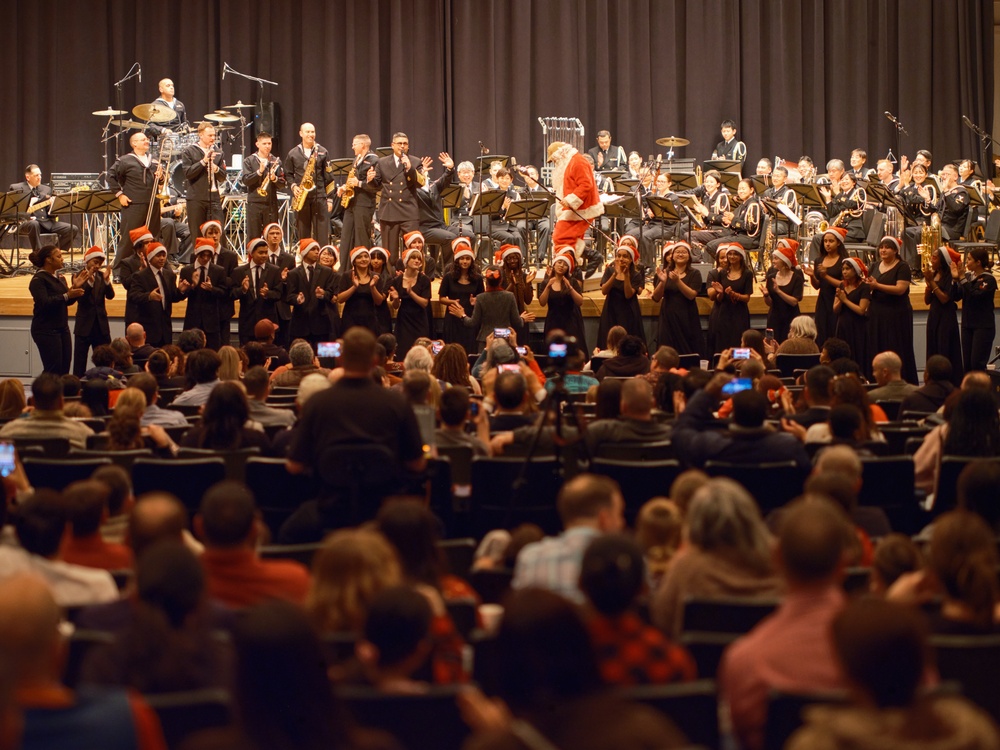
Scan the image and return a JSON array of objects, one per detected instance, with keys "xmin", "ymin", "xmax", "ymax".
[{"xmin": 550, "ymin": 144, "xmax": 604, "ymax": 259}]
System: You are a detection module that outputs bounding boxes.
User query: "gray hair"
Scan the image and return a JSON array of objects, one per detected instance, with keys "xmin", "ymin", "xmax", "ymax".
[
  {"xmin": 403, "ymin": 345, "xmax": 433, "ymax": 373},
  {"xmin": 826, "ymin": 159, "xmax": 845, "ymax": 172},
  {"xmin": 457, "ymin": 161, "xmax": 475, "ymax": 172},
  {"xmin": 789, "ymin": 315, "xmax": 817, "ymax": 341},
  {"xmin": 814, "ymin": 444, "xmax": 863, "ymax": 483},
  {"xmin": 297, "ymin": 373, "xmax": 330, "ymax": 406},
  {"xmin": 686, "ymin": 478, "xmax": 774, "ymax": 573},
  {"xmin": 289, "ymin": 341, "xmax": 315, "ymax": 367}
]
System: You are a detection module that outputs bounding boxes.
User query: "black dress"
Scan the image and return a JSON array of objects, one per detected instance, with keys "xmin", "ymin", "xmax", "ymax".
[
  {"xmin": 868, "ymin": 260, "xmax": 917, "ymax": 383},
  {"xmin": 834, "ymin": 283, "xmax": 870, "ymax": 373},
  {"xmin": 707, "ymin": 268, "xmax": 753, "ymax": 354},
  {"xmin": 597, "ymin": 267, "xmax": 646, "ymax": 348},
  {"xmin": 439, "ymin": 273, "xmax": 484, "ymax": 354},
  {"xmin": 925, "ymin": 273, "xmax": 964, "ymax": 385},
  {"xmin": 656, "ymin": 268, "xmax": 703, "ymax": 356},
  {"xmin": 764, "ymin": 267, "xmax": 804, "ymax": 343},
  {"xmin": 391, "ymin": 274, "xmax": 432, "ymax": 356},
  {"xmin": 338, "ymin": 274, "xmax": 381, "ymax": 335},
  {"xmin": 811, "ymin": 256, "xmax": 844, "ymax": 347},
  {"xmin": 373, "ymin": 270, "xmax": 394, "ymax": 336},
  {"xmin": 542, "ymin": 276, "xmax": 588, "ymax": 354}
]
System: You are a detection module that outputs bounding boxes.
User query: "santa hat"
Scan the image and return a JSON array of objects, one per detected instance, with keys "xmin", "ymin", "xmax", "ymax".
[
  {"xmin": 144, "ymin": 242, "xmax": 167, "ymax": 260},
  {"xmin": 194, "ymin": 237, "xmax": 215, "ymax": 255},
  {"xmin": 84, "ymin": 246, "xmax": 106, "ymax": 264},
  {"xmin": 844, "ymin": 257, "xmax": 868, "ymax": 278},
  {"xmin": 773, "ymin": 239, "xmax": 798, "ymax": 268},
  {"xmin": 723, "ymin": 242, "xmax": 749, "ymax": 267},
  {"xmin": 618, "ymin": 235, "xmax": 639, "ymax": 249},
  {"xmin": 546, "ymin": 141, "xmax": 570, "ymax": 162},
  {"xmin": 403, "ymin": 246, "xmax": 424, "ymax": 265},
  {"xmin": 320, "ymin": 244, "xmax": 339, "ymax": 260},
  {"xmin": 129, "ymin": 226, "xmax": 154, "ymax": 247},
  {"xmin": 879, "ymin": 235, "xmax": 901, "ymax": 254},
  {"xmin": 939, "ymin": 245, "xmax": 962, "ymax": 267},
  {"xmin": 452, "ymin": 237, "xmax": 475, "ymax": 263},
  {"xmin": 823, "ymin": 227, "xmax": 848, "ymax": 246},
  {"xmin": 666, "ymin": 240, "xmax": 692, "ymax": 261},
  {"xmin": 617, "ymin": 240, "xmax": 639, "ymax": 265},
  {"xmin": 500, "ymin": 244, "xmax": 522, "ymax": 262},
  {"xmin": 262, "ymin": 222, "xmax": 282, "ymax": 237},
  {"xmin": 403, "ymin": 231, "xmax": 424, "ymax": 247},
  {"xmin": 369, "ymin": 246, "xmax": 389, "ymax": 262},
  {"xmin": 246, "ymin": 237, "xmax": 268, "ymax": 255},
  {"xmin": 298, "ymin": 238, "xmax": 320, "ymax": 257},
  {"xmin": 199, "ymin": 220, "xmax": 222, "ymax": 236},
  {"xmin": 553, "ymin": 247, "xmax": 576, "ymax": 273},
  {"xmin": 349, "ymin": 246, "xmax": 370, "ymax": 266}
]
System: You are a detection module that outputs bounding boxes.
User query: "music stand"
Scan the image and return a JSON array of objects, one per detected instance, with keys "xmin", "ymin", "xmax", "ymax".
[
  {"xmin": 966, "ymin": 185, "xmax": 986, "ymax": 209},
  {"xmin": 598, "ymin": 169, "xmax": 625, "ymax": 182},
  {"xmin": 613, "ymin": 178, "xmax": 640, "ymax": 193},
  {"xmin": 327, "ymin": 158, "xmax": 354, "ymax": 177},
  {"xmin": 51, "ymin": 190, "xmax": 121, "ymax": 264},
  {"xmin": 704, "ymin": 159, "xmax": 742, "ymax": 173},
  {"xmin": 717, "ymin": 172, "xmax": 742, "ymax": 193},
  {"xmin": 790, "ymin": 184, "xmax": 828, "ymax": 211},
  {"xmin": 475, "ymin": 155, "xmax": 509, "ymax": 174},
  {"xmin": 504, "ymin": 199, "xmax": 550, "ymax": 224},
  {"xmin": 375, "ymin": 146, "xmax": 394, "ymax": 158},
  {"xmin": 0, "ymin": 191, "xmax": 35, "ymax": 275},
  {"xmin": 645, "ymin": 196, "xmax": 682, "ymax": 224},
  {"xmin": 661, "ymin": 170, "xmax": 698, "ymax": 192},
  {"xmin": 439, "ymin": 184, "xmax": 465, "ymax": 210},
  {"xmin": 470, "ymin": 189, "xmax": 507, "ymax": 261},
  {"xmin": 752, "ymin": 175, "xmax": 772, "ymax": 195}
]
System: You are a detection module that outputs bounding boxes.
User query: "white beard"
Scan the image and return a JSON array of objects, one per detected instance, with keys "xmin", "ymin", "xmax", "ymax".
[{"xmin": 550, "ymin": 146, "xmax": 577, "ymax": 198}]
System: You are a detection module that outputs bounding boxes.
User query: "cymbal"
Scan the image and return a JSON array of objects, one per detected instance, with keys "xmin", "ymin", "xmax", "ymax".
[
  {"xmin": 93, "ymin": 107, "xmax": 126, "ymax": 117},
  {"xmin": 222, "ymin": 101, "xmax": 255, "ymax": 110},
  {"xmin": 205, "ymin": 112, "xmax": 239, "ymax": 123},
  {"xmin": 655, "ymin": 136, "xmax": 690, "ymax": 148},
  {"xmin": 132, "ymin": 103, "xmax": 175, "ymax": 123},
  {"xmin": 109, "ymin": 119, "xmax": 144, "ymax": 129}
]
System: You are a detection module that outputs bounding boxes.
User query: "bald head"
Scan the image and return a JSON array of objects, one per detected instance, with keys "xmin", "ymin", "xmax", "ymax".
[
  {"xmin": 127, "ymin": 493, "xmax": 188, "ymax": 557},
  {"xmin": 620, "ymin": 378, "xmax": 654, "ymax": 419},
  {"xmin": 962, "ymin": 371, "xmax": 992, "ymax": 391},
  {"xmin": 0, "ymin": 574, "xmax": 61, "ymax": 682}
]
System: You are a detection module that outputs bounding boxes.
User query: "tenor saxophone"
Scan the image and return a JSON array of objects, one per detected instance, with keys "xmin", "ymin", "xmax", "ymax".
[
  {"xmin": 292, "ymin": 148, "xmax": 318, "ymax": 212},
  {"xmin": 340, "ymin": 167, "xmax": 356, "ymax": 208}
]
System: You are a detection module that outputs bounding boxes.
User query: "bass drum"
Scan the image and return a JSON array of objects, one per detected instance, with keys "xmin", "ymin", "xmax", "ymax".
[{"xmin": 169, "ymin": 162, "xmax": 188, "ymax": 198}]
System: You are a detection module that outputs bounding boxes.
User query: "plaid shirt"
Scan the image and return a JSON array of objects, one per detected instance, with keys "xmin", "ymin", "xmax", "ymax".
[
  {"xmin": 512, "ymin": 527, "xmax": 600, "ymax": 604},
  {"xmin": 588, "ymin": 611, "xmax": 697, "ymax": 686}
]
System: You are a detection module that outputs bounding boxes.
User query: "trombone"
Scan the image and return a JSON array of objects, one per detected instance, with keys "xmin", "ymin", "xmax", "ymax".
[{"xmin": 145, "ymin": 138, "xmax": 174, "ymax": 227}]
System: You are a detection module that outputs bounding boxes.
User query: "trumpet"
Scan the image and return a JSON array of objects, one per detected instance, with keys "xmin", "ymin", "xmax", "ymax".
[{"xmin": 257, "ymin": 156, "xmax": 280, "ymax": 198}]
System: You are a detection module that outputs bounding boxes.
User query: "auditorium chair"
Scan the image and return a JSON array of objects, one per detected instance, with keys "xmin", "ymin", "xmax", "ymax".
[
  {"xmin": 244, "ymin": 457, "xmax": 318, "ymax": 536},
  {"xmin": 681, "ymin": 595, "xmax": 779, "ymax": 635},
  {"xmin": 931, "ymin": 633, "xmax": 1000, "ymax": 723},
  {"xmin": 468, "ymin": 457, "xmax": 563, "ymax": 537},
  {"xmin": 762, "ymin": 689, "xmax": 849, "ymax": 750},
  {"xmin": 131, "ymin": 457, "xmax": 226, "ymax": 514},
  {"xmin": 144, "ymin": 689, "xmax": 233, "ymax": 750},
  {"xmin": 22, "ymin": 456, "xmax": 111, "ymax": 491},
  {"xmin": 774, "ymin": 353, "xmax": 821, "ymax": 379},
  {"xmin": 337, "ymin": 685, "xmax": 470, "ymax": 750},
  {"xmin": 858, "ymin": 456, "xmax": 922, "ymax": 534},
  {"xmin": 622, "ymin": 680, "xmax": 720, "ymax": 750},
  {"xmin": 703, "ymin": 460, "xmax": 808, "ymax": 514},
  {"xmin": 589, "ymin": 458, "xmax": 683, "ymax": 524}
]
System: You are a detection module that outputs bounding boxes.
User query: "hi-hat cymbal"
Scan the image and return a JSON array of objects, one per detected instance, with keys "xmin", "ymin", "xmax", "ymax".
[
  {"xmin": 222, "ymin": 101, "xmax": 255, "ymax": 110},
  {"xmin": 205, "ymin": 112, "xmax": 239, "ymax": 123},
  {"xmin": 132, "ymin": 103, "xmax": 175, "ymax": 123},
  {"xmin": 655, "ymin": 136, "xmax": 690, "ymax": 148},
  {"xmin": 110, "ymin": 119, "xmax": 145, "ymax": 129},
  {"xmin": 93, "ymin": 107, "xmax": 127, "ymax": 117}
]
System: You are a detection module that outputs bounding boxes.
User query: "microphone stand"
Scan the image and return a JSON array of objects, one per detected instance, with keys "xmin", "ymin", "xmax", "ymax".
[
  {"xmin": 962, "ymin": 116, "xmax": 997, "ymax": 186},
  {"xmin": 111, "ymin": 63, "xmax": 141, "ymax": 165},
  {"xmin": 885, "ymin": 111, "xmax": 907, "ymax": 175}
]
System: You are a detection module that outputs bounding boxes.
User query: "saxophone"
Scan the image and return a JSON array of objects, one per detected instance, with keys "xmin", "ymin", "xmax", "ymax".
[
  {"xmin": 340, "ymin": 167, "xmax": 356, "ymax": 208},
  {"xmin": 292, "ymin": 148, "xmax": 318, "ymax": 212}
]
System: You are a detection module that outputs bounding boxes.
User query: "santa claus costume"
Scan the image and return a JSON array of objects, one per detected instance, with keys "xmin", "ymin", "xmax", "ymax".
[{"xmin": 548, "ymin": 141, "xmax": 604, "ymax": 264}]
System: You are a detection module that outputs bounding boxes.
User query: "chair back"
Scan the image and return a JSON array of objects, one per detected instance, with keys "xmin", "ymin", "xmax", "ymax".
[
  {"xmin": 763, "ymin": 689, "xmax": 849, "ymax": 750},
  {"xmin": 244, "ymin": 457, "xmax": 318, "ymax": 536},
  {"xmin": 258, "ymin": 542, "xmax": 323, "ymax": 567},
  {"xmin": 12, "ymin": 436, "xmax": 70, "ymax": 458},
  {"xmin": 589, "ymin": 459, "xmax": 683, "ymax": 524},
  {"xmin": 704, "ymin": 460, "xmax": 808, "ymax": 513},
  {"xmin": 774, "ymin": 353, "xmax": 820, "ymax": 378},
  {"xmin": 144, "ymin": 689, "xmax": 232, "ymax": 750},
  {"xmin": 931, "ymin": 633, "xmax": 1000, "ymax": 723},
  {"xmin": 469, "ymin": 457, "xmax": 563, "ymax": 537},
  {"xmin": 132, "ymin": 457, "xmax": 226, "ymax": 514},
  {"xmin": 438, "ymin": 538, "xmax": 476, "ymax": 579},
  {"xmin": 622, "ymin": 680, "xmax": 719, "ymax": 750},
  {"xmin": 681, "ymin": 595, "xmax": 779, "ymax": 635},
  {"xmin": 337, "ymin": 685, "xmax": 470, "ymax": 750},
  {"xmin": 23, "ymin": 456, "xmax": 111, "ymax": 491}
]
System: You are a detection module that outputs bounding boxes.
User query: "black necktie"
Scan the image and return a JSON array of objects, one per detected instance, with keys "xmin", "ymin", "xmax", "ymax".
[
  {"xmin": 305, "ymin": 265, "xmax": 312, "ymax": 284},
  {"xmin": 270, "ymin": 254, "xmax": 277, "ymax": 265}
]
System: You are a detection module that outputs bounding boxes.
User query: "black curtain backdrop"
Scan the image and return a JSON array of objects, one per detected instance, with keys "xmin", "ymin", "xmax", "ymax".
[{"xmin": 3, "ymin": 0, "xmax": 992, "ymax": 186}]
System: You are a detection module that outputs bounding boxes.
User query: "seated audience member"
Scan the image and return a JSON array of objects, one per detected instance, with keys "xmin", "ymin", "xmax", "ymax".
[
  {"xmin": 801, "ymin": 472, "xmax": 874, "ymax": 566},
  {"xmin": 867, "ymin": 350, "xmax": 918, "ymax": 401},
  {"xmin": 488, "ymin": 370, "xmax": 536, "ymax": 431},
  {"xmin": 431, "ymin": 342, "xmax": 481, "ymax": 395},
  {"xmin": 957, "ymin": 459, "xmax": 1000, "ymax": 534},
  {"xmin": 811, "ymin": 445, "xmax": 892, "ymax": 538},
  {"xmin": 764, "ymin": 314, "xmax": 820, "ymax": 369},
  {"xmin": 270, "ymin": 340, "xmax": 330, "ymax": 388},
  {"xmin": 581, "ymin": 534, "xmax": 696, "ymax": 686},
  {"xmin": 61, "ymin": 479, "xmax": 133, "ymax": 571},
  {"xmin": 869, "ymin": 534, "xmax": 923, "ymax": 595},
  {"xmin": 898, "ymin": 354, "xmax": 955, "ymax": 415},
  {"xmin": 79, "ymin": 540, "xmax": 229, "ymax": 693},
  {"xmin": 819, "ymin": 336, "xmax": 853, "ymax": 368},
  {"xmin": 106, "ymin": 388, "xmax": 180, "ymax": 456},
  {"xmin": 251, "ymin": 319, "xmax": 290, "ymax": 370},
  {"xmin": 177, "ymin": 329, "xmax": 205, "ymax": 354},
  {"xmin": 195, "ymin": 481, "xmax": 310, "ymax": 608},
  {"xmin": 217, "ymin": 345, "xmax": 245, "ymax": 381},
  {"xmin": 803, "ymin": 373, "xmax": 886, "ymax": 444},
  {"xmin": 352, "ymin": 585, "xmax": 435, "ymax": 694},
  {"xmin": 0, "ymin": 574, "xmax": 168, "ymax": 750},
  {"xmin": 635, "ymin": 498, "xmax": 683, "ymax": 589},
  {"xmin": 0, "ymin": 378, "xmax": 27, "ymax": 420},
  {"xmin": 585, "ymin": 325, "xmax": 627, "ymax": 371},
  {"xmin": 435, "ymin": 386, "xmax": 490, "ymax": 456},
  {"xmin": 179, "ymin": 382, "xmax": 271, "ymax": 453},
  {"xmin": 651, "ymin": 478, "xmax": 782, "ymax": 637},
  {"xmin": 666, "ymin": 468, "xmax": 710, "ymax": 517},
  {"xmin": 126, "ymin": 372, "xmax": 189, "ymax": 428},
  {"xmin": 788, "ymin": 365, "xmax": 834, "ymax": 427},
  {"xmin": 243, "ymin": 366, "xmax": 296, "ymax": 429},
  {"xmin": 171, "ymin": 347, "xmax": 222, "ymax": 407},
  {"xmin": 144, "ymin": 348, "xmax": 186, "ymax": 391},
  {"xmin": 672, "ymin": 373, "xmax": 811, "ymax": 470},
  {"xmin": 269, "ymin": 372, "xmax": 330, "ymax": 458},
  {"xmin": 126, "ymin": 322, "xmax": 156, "ymax": 364},
  {"xmin": 458, "ymin": 588, "xmax": 688, "ymax": 749},
  {"xmin": 584, "ymin": 377, "xmax": 671, "ymax": 455},
  {"xmin": 0, "ymin": 489, "xmax": 117, "ymax": 606},
  {"xmin": 786, "ymin": 598, "xmax": 1000, "ymax": 750},
  {"xmin": 110, "ymin": 338, "xmax": 141, "ymax": 375},
  {"xmin": 595, "ymin": 334, "xmax": 650, "ymax": 382},
  {"xmin": 546, "ymin": 348, "xmax": 599, "ymax": 396},
  {"xmin": 81, "ymin": 345, "xmax": 125, "ymax": 387},
  {"xmin": 719, "ymin": 498, "xmax": 851, "ymax": 750},
  {"xmin": 378, "ymin": 333, "xmax": 404, "ymax": 375},
  {"xmin": 93, "ymin": 464, "xmax": 134, "ymax": 545},
  {"xmin": 0, "ymin": 372, "xmax": 93, "ymax": 449},
  {"xmin": 591, "ymin": 377, "xmax": 624, "ymax": 419},
  {"xmin": 512, "ymin": 474, "xmax": 625, "ymax": 604}
]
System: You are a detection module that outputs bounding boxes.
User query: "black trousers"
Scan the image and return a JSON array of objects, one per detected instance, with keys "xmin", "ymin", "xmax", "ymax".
[
  {"xmin": 22, "ymin": 220, "xmax": 79, "ymax": 252},
  {"xmin": 186, "ymin": 199, "xmax": 223, "ymax": 244},
  {"xmin": 34, "ymin": 328, "xmax": 72, "ymax": 375},
  {"xmin": 381, "ymin": 219, "xmax": 419, "ymax": 265},
  {"xmin": 73, "ymin": 329, "xmax": 111, "ymax": 378},
  {"xmin": 963, "ymin": 326, "xmax": 996, "ymax": 372},
  {"xmin": 115, "ymin": 203, "xmax": 160, "ymax": 269},
  {"xmin": 247, "ymin": 200, "xmax": 278, "ymax": 240},
  {"xmin": 341, "ymin": 203, "xmax": 375, "ymax": 249},
  {"xmin": 295, "ymin": 196, "xmax": 330, "ymax": 245}
]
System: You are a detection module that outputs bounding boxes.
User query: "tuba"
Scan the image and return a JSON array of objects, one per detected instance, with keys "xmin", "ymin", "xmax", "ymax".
[
  {"xmin": 292, "ymin": 148, "xmax": 318, "ymax": 212},
  {"xmin": 918, "ymin": 220, "xmax": 942, "ymax": 273}
]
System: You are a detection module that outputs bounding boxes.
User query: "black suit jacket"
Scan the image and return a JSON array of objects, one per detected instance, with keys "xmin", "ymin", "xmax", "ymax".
[
  {"xmin": 284, "ymin": 264, "xmax": 337, "ymax": 338},
  {"xmin": 267, "ymin": 250, "xmax": 297, "ymax": 322},
  {"xmin": 179, "ymin": 263, "xmax": 227, "ymax": 333},
  {"xmin": 213, "ymin": 250, "xmax": 239, "ymax": 317},
  {"xmin": 73, "ymin": 272, "xmax": 115, "ymax": 338},
  {"xmin": 232, "ymin": 262, "xmax": 283, "ymax": 340},
  {"xmin": 118, "ymin": 254, "xmax": 146, "ymax": 327},
  {"xmin": 372, "ymin": 154, "xmax": 421, "ymax": 223},
  {"xmin": 10, "ymin": 182, "xmax": 58, "ymax": 228},
  {"xmin": 181, "ymin": 146, "xmax": 225, "ymax": 202},
  {"xmin": 128, "ymin": 266, "xmax": 179, "ymax": 347},
  {"xmin": 349, "ymin": 151, "xmax": 381, "ymax": 209},
  {"xmin": 284, "ymin": 144, "xmax": 331, "ymax": 196},
  {"xmin": 108, "ymin": 154, "xmax": 156, "ymax": 204},
  {"xmin": 29, "ymin": 270, "xmax": 75, "ymax": 332}
]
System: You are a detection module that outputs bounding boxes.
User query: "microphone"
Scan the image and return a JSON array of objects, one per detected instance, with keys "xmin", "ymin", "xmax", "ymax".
[
  {"xmin": 655, "ymin": 154, "xmax": 663, "ymax": 167},
  {"xmin": 884, "ymin": 111, "xmax": 895, "ymax": 123},
  {"xmin": 137, "ymin": 63, "xmax": 142, "ymax": 83},
  {"xmin": 222, "ymin": 63, "xmax": 227, "ymax": 80}
]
